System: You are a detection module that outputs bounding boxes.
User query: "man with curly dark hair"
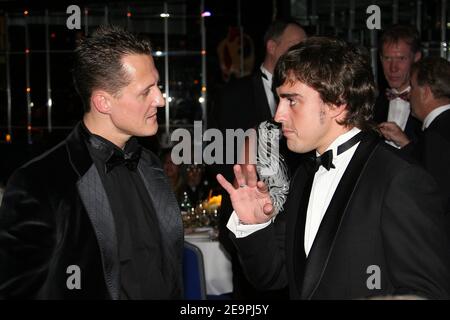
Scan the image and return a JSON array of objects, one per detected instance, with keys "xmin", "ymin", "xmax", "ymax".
[{"xmin": 217, "ymin": 37, "xmax": 450, "ymax": 299}]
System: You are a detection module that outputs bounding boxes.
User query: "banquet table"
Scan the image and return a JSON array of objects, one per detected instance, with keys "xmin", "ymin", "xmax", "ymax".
[{"xmin": 185, "ymin": 230, "xmax": 233, "ymax": 296}]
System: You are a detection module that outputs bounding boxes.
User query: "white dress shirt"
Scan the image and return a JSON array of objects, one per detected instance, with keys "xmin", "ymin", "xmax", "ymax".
[
  {"xmin": 303, "ymin": 128, "xmax": 360, "ymax": 256},
  {"xmin": 260, "ymin": 65, "xmax": 276, "ymax": 117},
  {"xmin": 386, "ymin": 86, "xmax": 411, "ymax": 148},
  {"xmin": 227, "ymin": 127, "xmax": 361, "ymax": 258},
  {"xmin": 422, "ymin": 104, "xmax": 450, "ymax": 131}
]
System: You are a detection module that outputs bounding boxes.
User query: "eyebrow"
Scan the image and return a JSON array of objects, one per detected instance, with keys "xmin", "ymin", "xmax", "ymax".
[
  {"xmin": 141, "ymin": 80, "xmax": 158, "ymax": 93},
  {"xmin": 279, "ymin": 93, "xmax": 300, "ymax": 99}
]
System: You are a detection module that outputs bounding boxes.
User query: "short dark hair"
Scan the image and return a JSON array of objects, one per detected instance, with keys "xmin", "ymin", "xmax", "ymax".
[
  {"xmin": 73, "ymin": 25, "xmax": 152, "ymax": 112},
  {"xmin": 273, "ymin": 37, "xmax": 376, "ymax": 130},
  {"xmin": 263, "ymin": 19, "xmax": 304, "ymax": 46},
  {"xmin": 412, "ymin": 57, "xmax": 450, "ymax": 100},
  {"xmin": 380, "ymin": 24, "xmax": 421, "ymax": 54}
]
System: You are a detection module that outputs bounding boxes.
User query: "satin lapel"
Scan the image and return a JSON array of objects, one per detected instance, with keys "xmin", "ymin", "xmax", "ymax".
[
  {"xmin": 301, "ymin": 133, "xmax": 380, "ymax": 299},
  {"xmin": 285, "ymin": 166, "xmax": 312, "ymax": 297},
  {"xmin": 251, "ymin": 73, "xmax": 272, "ymax": 122},
  {"xmin": 77, "ymin": 165, "xmax": 120, "ymax": 300},
  {"xmin": 137, "ymin": 151, "xmax": 183, "ymax": 281},
  {"xmin": 67, "ymin": 122, "xmax": 120, "ymax": 300}
]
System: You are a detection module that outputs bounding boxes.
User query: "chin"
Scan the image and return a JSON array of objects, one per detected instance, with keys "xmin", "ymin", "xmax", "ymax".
[
  {"xmin": 287, "ymin": 140, "xmax": 304, "ymax": 154},
  {"xmin": 133, "ymin": 125, "xmax": 158, "ymax": 137}
]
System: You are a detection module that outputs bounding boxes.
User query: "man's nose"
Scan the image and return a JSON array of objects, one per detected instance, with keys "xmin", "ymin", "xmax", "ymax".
[
  {"xmin": 154, "ymin": 87, "xmax": 165, "ymax": 108},
  {"xmin": 274, "ymin": 102, "xmax": 285, "ymax": 124},
  {"xmin": 389, "ymin": 60, "xmax": 398, "ymax": 73}
]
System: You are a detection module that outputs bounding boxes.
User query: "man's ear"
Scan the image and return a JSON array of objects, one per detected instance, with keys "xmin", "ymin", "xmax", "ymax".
[
  {"xmin": 328, "ymin": 103, "xmax": 347, "ymax": 121},
  {"xmin": 266, "ymin": 39, "xmax": 277, "ymax": 56},
  {"xmin": 422, "ymin": 84, "xmax": 433, "ymax": 103},
  {"xmin": 91, "ymin": 90, "xmax": 112, "ymax": 115},
  {"xmin": 413, "ymin": 51, "xmax": 422, "ymax": 63}
]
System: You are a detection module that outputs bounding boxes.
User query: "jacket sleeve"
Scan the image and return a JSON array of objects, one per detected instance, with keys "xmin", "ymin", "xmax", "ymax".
[
  {"xmin": 0, "ymin": 168, "xmax": 55, "ymax": 299},
  {"xmin": 230, "ymin": 212, "xmax": 288, "ymax": 291},
  {"xmin": 381, "ymin": 163, "xmax": 450, "ymax": 299}
]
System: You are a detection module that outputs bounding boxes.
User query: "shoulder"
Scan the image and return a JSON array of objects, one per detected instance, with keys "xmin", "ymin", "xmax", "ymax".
[
  {"xmin": 5, "ymin": 140, "xmax": 72, "ymax": 192},
  {"xmin": 370, "ymin": 141, "xmax": 438, "ymax": 189},
  {"xmin": 427, "ymin": 111, "xmax": 450, "ymax": 142}
]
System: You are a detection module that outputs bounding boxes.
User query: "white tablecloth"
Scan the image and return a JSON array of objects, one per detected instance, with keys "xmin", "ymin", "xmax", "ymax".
[{"xmin": 185, "ymin": 236, "xmax": 233, "ymax": 295}]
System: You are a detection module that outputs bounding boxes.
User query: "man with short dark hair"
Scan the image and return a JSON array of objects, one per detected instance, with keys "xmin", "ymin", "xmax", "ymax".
[
  {"xmin": 392, "ymin": 57, "xmax": 450, "ymax": 212},
  {"xmin": 0, "ymin": 26, "xmax": 183, "ymax": 299},
  {"xmin": 217, "ymin": 37, "xmax": 450, "ymax": 299},
  {"xmin": 376, "ymin": 24, "xmax": 422, "ymax": 147}
]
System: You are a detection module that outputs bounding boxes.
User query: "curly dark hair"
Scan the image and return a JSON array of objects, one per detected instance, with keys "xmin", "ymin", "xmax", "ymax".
[
  {"xmin": 73, "ymin": 25, "xmax": 153, "ymax": 112},
  {"xmin": 273, "ymin": 36, "xmax": 376, "ymax": 130}
]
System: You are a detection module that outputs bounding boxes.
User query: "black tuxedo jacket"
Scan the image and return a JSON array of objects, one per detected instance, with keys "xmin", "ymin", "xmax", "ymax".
[
  {"xmin": 0, "ymin": 123, "xmax": 183, "ymax": 299},
  {"xmin": 373, "ymin": 93, "xmax": 422, "ymax": 142},
  {"xmin": 403, "ymin": 109, "xmax": 450, "ymax": 212},
  {"xmin": 232, "ymin": 132, "xmax": 450, "ymax": 299},
  {"xmin": 210, "ymin": 71, "xmax": 272, "ymax": 136}
]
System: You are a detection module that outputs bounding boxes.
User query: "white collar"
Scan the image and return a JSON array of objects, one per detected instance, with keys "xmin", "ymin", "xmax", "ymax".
[
  {"xmin": 422, "ymin": 104, "xmax": 450, "ymax": 130},
  {"xmin": 317, "ymin": 127, "xmax": 362, "ymax": 159},
  {"xmin": 391, "ymin": 86, "xmax": 411, "ymax": 94},
  {"xmin": 260, "ymin": 65, "xmax": 273, "ymax": 83}
]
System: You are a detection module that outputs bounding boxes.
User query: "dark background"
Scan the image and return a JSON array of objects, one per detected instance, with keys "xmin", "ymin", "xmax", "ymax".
[{"xmin": 0, "ymin": 0, "xmax": 448, "ymax": 185}]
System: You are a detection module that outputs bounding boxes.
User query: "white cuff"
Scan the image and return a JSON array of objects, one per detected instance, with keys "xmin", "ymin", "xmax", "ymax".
[{"xmin": 226, "ymin": 211, "xmax": 272, "ymax": 238}]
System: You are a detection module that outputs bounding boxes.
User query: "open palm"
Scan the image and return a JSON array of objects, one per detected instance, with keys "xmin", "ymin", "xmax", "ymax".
[{"xmin": 217, "ymin": 164, "xmax": 274, "ymax": 224}]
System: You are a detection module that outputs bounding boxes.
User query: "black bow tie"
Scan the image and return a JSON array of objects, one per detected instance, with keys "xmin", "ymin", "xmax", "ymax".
[
  {"xmin": 308, "ymin": 131, "xmax": 364, "ymax": 173},
  {"xmin": 105, "ymin": 148, "xmax": 141, "ymax": 173},
  {"xmin": 311, "ymin": 149, "xmax": 335, "ymax": 172}
]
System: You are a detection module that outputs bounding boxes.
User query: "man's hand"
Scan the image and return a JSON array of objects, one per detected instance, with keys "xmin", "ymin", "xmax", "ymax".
[
  {"xmin": 216, "ymin": 164, "xmax": 274, "ymax": 225},
  {"xmin": 378, "ymin": 122, "xmax": 411, "ymax": 148}
]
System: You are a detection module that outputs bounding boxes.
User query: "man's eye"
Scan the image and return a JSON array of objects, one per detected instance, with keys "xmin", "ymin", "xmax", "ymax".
[{"xmin": 288, "ymin": 98, "xmax": 296, "ymax": 107}]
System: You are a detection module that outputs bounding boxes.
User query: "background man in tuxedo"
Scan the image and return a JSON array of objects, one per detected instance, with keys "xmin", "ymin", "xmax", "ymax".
[
  {"xmin": 391, "ymin": 57, "xmax": 450, "ymax": 212},
  {"xmin": 217, "ymin": 37, "xmax": 450, "ymax": 299},
  {"xmin": 209, "ymin": 19, "xmax": 306, "ymax": 299},
  {"xmin": 375, "ymin": 24, "xmax": 422, "ymax": 147},
  {"xmin": 0, "ymin": 26, "xmax": 183, "ymax": 299}
]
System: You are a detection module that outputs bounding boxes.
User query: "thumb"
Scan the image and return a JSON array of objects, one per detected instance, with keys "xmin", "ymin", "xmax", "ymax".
[{"xmin": 263, "ymin": 203, "xmax": 273, "ymax": 216}]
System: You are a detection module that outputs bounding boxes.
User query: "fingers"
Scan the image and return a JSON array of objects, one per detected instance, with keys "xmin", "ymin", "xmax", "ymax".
[
  {"xmin": 216, "ymin": 174, "xmax": 235, "ymax": 195},
  {"xmin": 257, "ymin": 180, "xmax": 269, "ymax": 194},
  {"xmin": 246, "ymin": 164, "xmax": 258, "ymax": 188},
  {"xmin": 233, "ymin": 165, "xmax": 246, "ymax": 187}
]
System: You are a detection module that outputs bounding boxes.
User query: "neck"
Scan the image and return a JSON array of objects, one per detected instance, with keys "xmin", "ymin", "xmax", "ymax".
[
  {"xmin": 262, "ymin": 56, "xmax": 275, "ymax": 75},
  {"xmin": 316, "ymin": 125, "xmax": 353, "ymax": 155},
  {"xmin": 83, "ymin": 113, "xmax": 130, "ymax": 149},
  {"xmin": 392, "ymin": 84, "xmax": 410, "ymax": 93}
]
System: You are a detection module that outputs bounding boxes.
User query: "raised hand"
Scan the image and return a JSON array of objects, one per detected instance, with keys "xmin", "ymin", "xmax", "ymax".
[{"xmin": 216, "ymin": 164, "xmax": 274, "ymax": 224}]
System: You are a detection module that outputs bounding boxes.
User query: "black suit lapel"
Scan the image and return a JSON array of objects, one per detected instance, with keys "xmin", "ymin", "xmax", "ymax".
[
  {"xmin": 66, "ymin": 123, "xmax": 120, "ymax": 300},
  {"xmin": 251, "ymin": 72, "xmax": 273, "ymax": 123},
  {"xmin": 137, "ymin": 151, "xmax": 183, "ymax": 289},
  {"xmin": 301, "ymin": 132, "xmax": 380, "ymax": 299},
  {"xmin": 285, "ymin": 167, "xmax": 312, "ymax": 297},
  {"xmin": 77, "ymin": 166, "xmax": 120, "ymax": 300}
]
